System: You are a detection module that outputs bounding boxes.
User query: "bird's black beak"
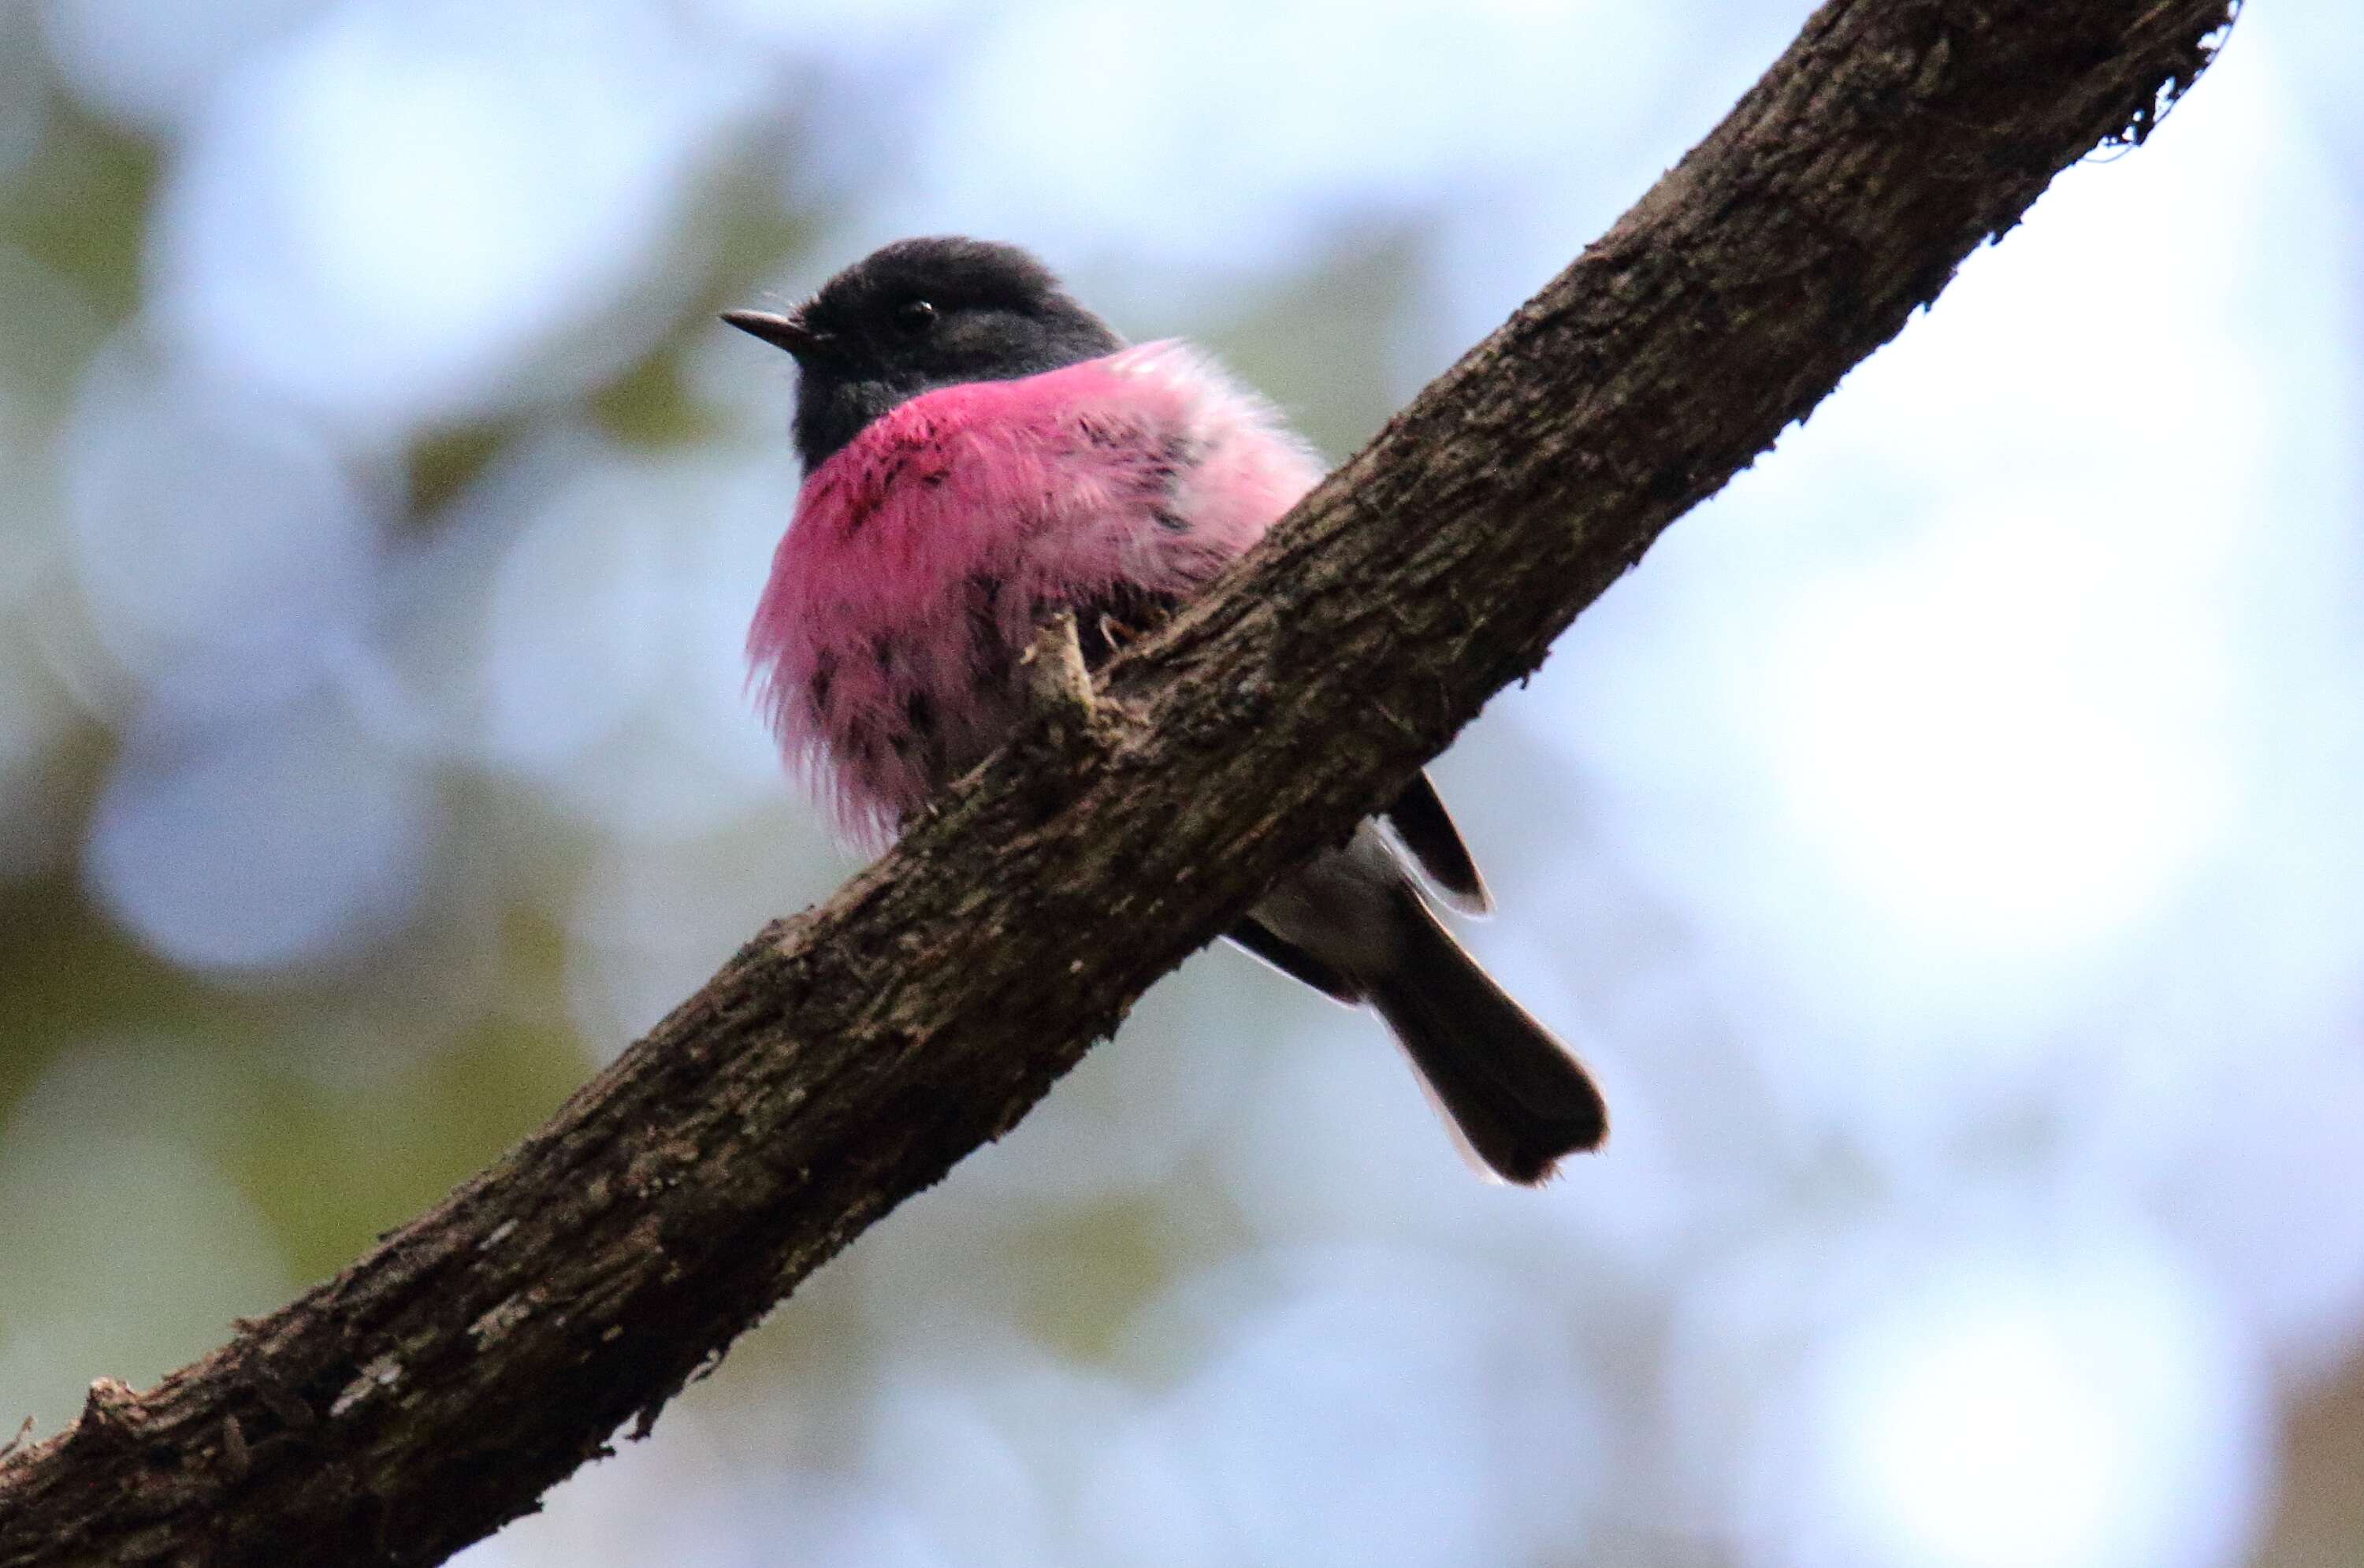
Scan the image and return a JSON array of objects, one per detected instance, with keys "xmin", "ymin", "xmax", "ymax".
[{"xmin": 722, "ymin": 307, "xmax": 827, "ymax": 359}]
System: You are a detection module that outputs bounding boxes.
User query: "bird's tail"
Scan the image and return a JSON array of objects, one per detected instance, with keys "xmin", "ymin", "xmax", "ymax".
[{"xmin": 1366, "ymin": 892, "xmax": 1608, "ymax": 1185}]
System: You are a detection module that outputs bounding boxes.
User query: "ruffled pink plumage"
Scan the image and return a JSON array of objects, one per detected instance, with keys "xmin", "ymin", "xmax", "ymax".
[{"xmin": 748, "ymin": 340, "xmax": 1323, "ymax": 844}]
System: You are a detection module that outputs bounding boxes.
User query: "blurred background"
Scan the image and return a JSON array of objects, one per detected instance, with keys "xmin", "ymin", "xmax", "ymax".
[{"xmin": 1, "ymin": 1, "xmax": 2359, "ymax": 1564}]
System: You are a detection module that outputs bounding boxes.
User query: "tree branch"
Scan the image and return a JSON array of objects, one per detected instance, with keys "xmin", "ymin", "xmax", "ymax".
[{"xmin": 0, "ymin": 1, "xmax": 2238, "ymax": 1562}]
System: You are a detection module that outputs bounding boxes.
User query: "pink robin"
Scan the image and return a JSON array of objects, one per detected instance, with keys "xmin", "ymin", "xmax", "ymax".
[{"xmin": 729, "ymin": 236, "xmax": 1605, "ymax": 1183}]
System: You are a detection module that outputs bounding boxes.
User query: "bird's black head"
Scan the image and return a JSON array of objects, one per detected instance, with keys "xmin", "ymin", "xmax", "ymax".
[{"xmin": 725, "ymin": 236, "xmax": 1124, "ymax": 473}]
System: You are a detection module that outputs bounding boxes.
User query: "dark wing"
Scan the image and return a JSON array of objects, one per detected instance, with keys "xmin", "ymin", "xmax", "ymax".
[
  {"xmin": 1384, "ymin": 771, "xmax": 1491, "ymax": 914},
  {"xmin": 1227, "ymin": 916, "xmax": 1362, "ymax": 1003}
]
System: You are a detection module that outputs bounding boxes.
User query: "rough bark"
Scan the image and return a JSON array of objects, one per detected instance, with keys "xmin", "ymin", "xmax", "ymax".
[{"xmin": 0, "ymin": 1, "xmax": 2238, "ymax": 1562}]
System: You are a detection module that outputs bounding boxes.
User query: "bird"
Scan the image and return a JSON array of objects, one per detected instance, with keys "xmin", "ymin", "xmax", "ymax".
[{"xmin": 727, "ymin": 236, "xmax": 1606, "ymax": 1183}]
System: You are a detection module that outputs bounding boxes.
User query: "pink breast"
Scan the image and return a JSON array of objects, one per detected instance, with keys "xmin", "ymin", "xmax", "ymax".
[{"xmin": 749, "ymin": 344, "xmax": 1323, "ymax": 845}]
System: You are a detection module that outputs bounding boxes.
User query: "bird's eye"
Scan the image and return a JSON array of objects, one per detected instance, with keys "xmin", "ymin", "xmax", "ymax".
[{"xmin": 895, "ymin": 299, "xmax": 937, "ymax": 334}]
